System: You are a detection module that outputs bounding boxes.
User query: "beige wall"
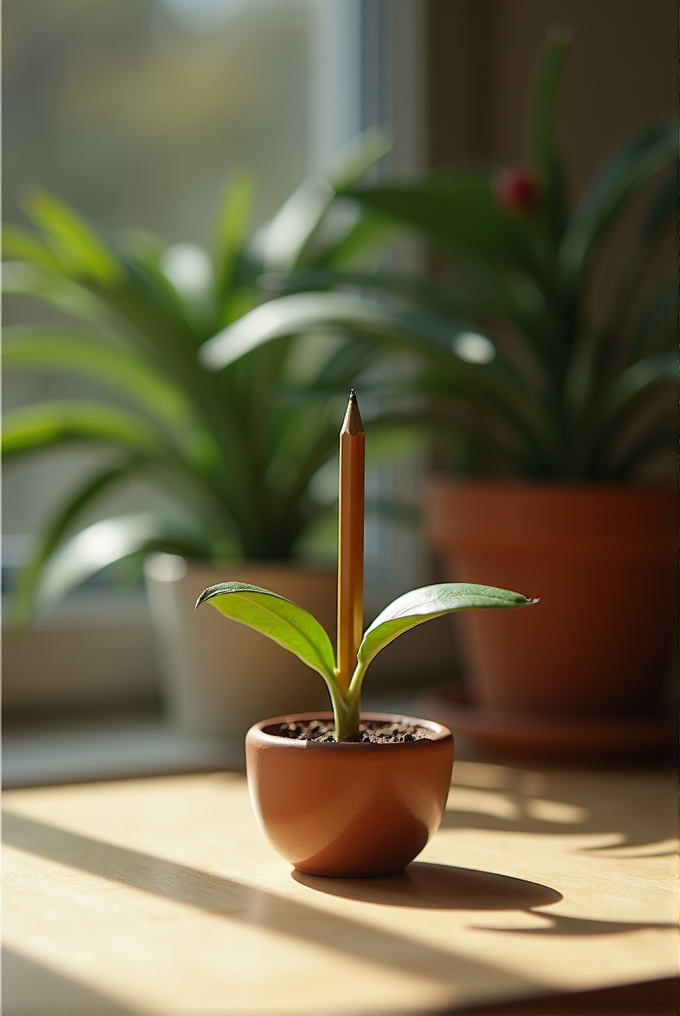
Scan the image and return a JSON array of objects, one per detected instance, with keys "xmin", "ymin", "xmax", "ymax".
[{"xmin": 427, "ymin": 0, "xmax": 677, "ymax": 196}]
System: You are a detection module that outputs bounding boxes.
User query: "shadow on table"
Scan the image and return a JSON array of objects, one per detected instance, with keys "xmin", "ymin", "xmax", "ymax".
[
  {"xmin": 4, "ymin": 807, "xmax": 675, "ymax": 1014},
  {"xmin": 2, "ymin": 946, "xmax": 132, "ymax": 1016},
  {"xmin": 293, "ymin": 862, "xmax": 562, "ymax": 910},
  {"xmin": 0, "ymin": 811, "xmax": 543, "ymax": 1000},
  {"xmin": 293, "ymin": 864, "xmax": 674, "ymax": 938}
]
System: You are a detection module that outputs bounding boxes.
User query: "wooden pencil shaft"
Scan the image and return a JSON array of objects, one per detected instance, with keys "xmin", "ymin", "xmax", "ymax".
[{"xmin": 337, "ymin": 392, "xmax": 365, "ymax": 695}]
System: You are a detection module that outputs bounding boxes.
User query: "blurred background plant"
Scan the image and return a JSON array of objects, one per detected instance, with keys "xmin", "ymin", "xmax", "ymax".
[
  {"xmin": 206, "ymin": 31, "xmax": 676, "ymax": 484},
  {"xmin": 2, "ymin": 130, "xmax": 400, "ymax": 627}
]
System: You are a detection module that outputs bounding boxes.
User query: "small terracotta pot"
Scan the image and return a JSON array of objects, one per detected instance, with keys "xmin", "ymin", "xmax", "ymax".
[
  {"xmin": 427, "ymin": 481, "xmax": 677, "ymax": 717},
  {"xmin": 245, "ymin": 712, "xmax": 454, "ymax": 877}
]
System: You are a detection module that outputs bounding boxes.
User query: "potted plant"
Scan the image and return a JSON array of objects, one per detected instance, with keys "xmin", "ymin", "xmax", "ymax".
[
  {"xmin": 197, "ymin": 393, "xmax": 534, "ymax": 876},
  {"xmin": 197, "ymin": 32, "xmax": 676, "ymax": 744},
  {"xmin": 1, "ymin": 133, "xmax": 395, "ymax": 735}
]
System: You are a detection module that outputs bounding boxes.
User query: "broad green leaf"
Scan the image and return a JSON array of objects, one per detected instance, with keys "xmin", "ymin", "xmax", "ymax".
[
  {"xmin": 22, "ymin": 189, "xmax": 123, "ymax": 286},
  {"xmin": 357, "ymin": 583, "xmax": 535, "ymax": 668},
  {"xmin": 196, "ymin": 582, "xmax": 336, "ymax": 683},
  {"xmin": 33, "ymin": 512, "xmax": 208, "ymax": 620},
  {"xmin": 2, "ymin": 402, "xmax": 171, "ymax": 461}
]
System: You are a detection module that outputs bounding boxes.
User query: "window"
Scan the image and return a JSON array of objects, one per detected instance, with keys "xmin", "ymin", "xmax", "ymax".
[{"xmin": 3, "ymin": 0, "xmax": 430, "ymax": 728}]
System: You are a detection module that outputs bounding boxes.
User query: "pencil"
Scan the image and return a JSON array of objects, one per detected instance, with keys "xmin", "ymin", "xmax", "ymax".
[{"xmin": 336, "ymin": 390, "xmax": 365, "ymax": 695}]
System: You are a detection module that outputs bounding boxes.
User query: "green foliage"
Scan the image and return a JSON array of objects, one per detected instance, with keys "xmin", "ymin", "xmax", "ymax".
[
  {"xmin": 198, "ymin": 580, "xmax": 535, "ymax": 740},
  {"xmin": 204, "ymin": 34, "xmax": 676, "ymax": 481},
  {"xmin": 2, "ymin": 132, "xmax": 393, "ymax": 625},
  {"xmin": 196, "ymin": 582, "xmax": 337, "ymax": 684}
]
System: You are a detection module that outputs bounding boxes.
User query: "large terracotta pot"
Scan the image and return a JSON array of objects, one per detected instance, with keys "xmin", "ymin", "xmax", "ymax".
[
  {"xmin": 145, "ymin": 557, "xmax": 336, "ymax": 737},
  {"xmin": 427, "ymin": 482, "xmax": 676, "ymax": 717},
  {"xmin": 246, "ymin": 712, "xmax": 454, "ymax": 877}
]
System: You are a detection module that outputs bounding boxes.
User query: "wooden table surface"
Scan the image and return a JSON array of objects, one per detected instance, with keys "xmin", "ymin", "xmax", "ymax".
[{"xmin": 3, "ymin": 757, "xmax": 677, "ymax": 1015}]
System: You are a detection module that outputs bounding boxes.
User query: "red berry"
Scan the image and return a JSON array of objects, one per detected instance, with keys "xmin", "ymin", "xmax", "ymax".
[{"xmin": 494, "ymin": 169, "xmax": 541, "ymax": 213}]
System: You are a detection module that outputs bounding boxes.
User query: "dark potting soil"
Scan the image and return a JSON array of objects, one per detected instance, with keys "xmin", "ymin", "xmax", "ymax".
[{"xmin": 277, "ymin": 719, "xmax": 432, "ymax": 743}]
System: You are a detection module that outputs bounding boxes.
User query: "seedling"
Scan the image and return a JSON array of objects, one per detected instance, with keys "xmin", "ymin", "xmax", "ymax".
[{"xmin": 196, "ymin": 578, "xmax": 535, "ymax": 741}]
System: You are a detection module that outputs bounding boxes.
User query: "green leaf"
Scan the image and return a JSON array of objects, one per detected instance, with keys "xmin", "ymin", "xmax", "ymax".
[
  {"xmin": 2, "ymin": 326, "xmax": 221, "ymax": 471},
  {"xmin": 3, "ymin": 326, "xmax": 191, "ymax": 421},
  {"xmin": 2, "ymin": 402, "xmax": 171, "ymax": 462},
  {"xmin": 8, "ymin": 460, "xmax": 143, "ymax": 628},
  {"xmin": 2, "ymin": 261, "xmax": 113, "ymax": 324},
  {"xmin": 2, "ymin": 224, "xmax": 62, "ymax": 268},
  {"xmin": 259, "ymin": 128, "xmax": 390, "ymax": 273},
  {"xmin": 357, "ymin": 583, "xmax": 535, "ymax": 669},
  {"xmin": 196, "ymin": 582, "xmax": 337, "ymax": 683},
  {"xmin": 212, "ymin": 174, "xmax": 254, "ymax": 299},
  {"xmin": 531, "ymin": 29, "xmax": 571, "ymax": 180},
  {"xmin": 598, "ymin": 354, "xmax": 677, "ymax": 434},
  {"xmin": 346, "ymin": 175, "xmax": 529, "ymax": 268},
  {"xmin": 560, "ymin": 121, "xmax": 677, "ymax": 286},
  {"xmin": 199, "ymin": 292, "xmax": 558, "ymax": 466},
  {"xmin": 32, "ymin": 512, "xmax": 209, "ymax": 620},
  {"xmin": 200, "ymin": 291, "xmax": 466, "ymax": 369},
  {"xmin": 324, "ymin": 126, "xmax": 391, "ymax": 193},
  {"xmin": 21, "ymin": 189, "xmax": 123, "ymax": 286},
  {"xmin": 530, "ymin": 29, "xmax": 571, "ymax": 239}
]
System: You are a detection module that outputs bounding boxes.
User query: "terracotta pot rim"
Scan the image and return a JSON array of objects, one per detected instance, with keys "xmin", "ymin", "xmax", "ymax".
[
  {"xmin": 247, "ymin": 711, "xmax": 452, "ymax": 748},
  {"xmin": 428, "ymin": 477, "xmax": 675, "ymax": 495}
]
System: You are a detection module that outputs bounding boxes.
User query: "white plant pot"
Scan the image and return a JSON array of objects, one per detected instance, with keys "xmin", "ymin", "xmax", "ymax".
[{"xmin": 145, "ymin": 555, "xmax": 336, "ymax": 737}]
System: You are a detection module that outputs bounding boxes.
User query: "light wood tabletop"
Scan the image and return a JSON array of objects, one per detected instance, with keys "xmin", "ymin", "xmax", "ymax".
[{"xmin": 3, "ymin": 757, "xmax": 677, "ymax": 1015}]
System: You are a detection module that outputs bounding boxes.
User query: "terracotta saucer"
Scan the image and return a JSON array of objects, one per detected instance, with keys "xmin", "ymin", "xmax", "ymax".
[{"xmin": 419, "ymin": 686, "xmax": 677, "ymax": 762}]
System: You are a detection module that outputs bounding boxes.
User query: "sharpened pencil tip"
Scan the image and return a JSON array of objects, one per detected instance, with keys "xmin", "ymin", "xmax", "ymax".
[{"xmin": 341, "ymin": 390, "xmax": 364, "ymax": 436}]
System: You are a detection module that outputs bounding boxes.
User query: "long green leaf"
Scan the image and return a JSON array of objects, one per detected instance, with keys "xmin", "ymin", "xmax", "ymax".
[
  {"xmin": 8, "ymin": 460, "xmax": 143, "ymax": 628},
  {"xmin": 212, "ymin": 174, "xmax": 254, "ymax": 302},
  {"xmin": 560, "ymin": 121, "xmax": 677, "ymax": 286},
  {"xmin": 200, "ymin": 292, "xmax": 558, "ymax": 465},
  {"xmin": 201, "ymin": 292, "xmax": 468, "ymax": 369},
  {"xmin": 22, "ymin": 189, "xmax": 123, "ymax": 285},
  {"xmin": 196, "ymin": 582, "xmax": 336, "ymax": 683},
  {"xmin": 530, "ymin": 29, "xmax": 571, "ymax": 239},
  {"xmin": 2, "ymin": 224, "xmax": 63, "ymax": 268},
  {"xmin": 598, "ymin": 354, "xmax": 677, "ymax": 432},
  {"xmin": 531, "ymin": 29, "xmax": 571, "ymax": 180},
  {"xmin": 2, "ymin": 326, "xmax": 220, "ymax": 471},
  {"xmin": 356, "ymin": 583, "xmax": 535, "ymax": 669},
  {"xmin": 346, "ymin": 176, "xmax": 530, "ymax": 268},
  {"xmin": 259, "ymin": 128, "xmax": 390, "ymax": 273},
  {"xmin": 2, "ymin": 261, "xmax": 113, "ymax": 324},
  {"xmin": 2, "ymin": 402, "xmax": 172, "ymax": 461},
  {"xmin": 33, "ymin": 512, "xmax": 209, "ymax": 620}
]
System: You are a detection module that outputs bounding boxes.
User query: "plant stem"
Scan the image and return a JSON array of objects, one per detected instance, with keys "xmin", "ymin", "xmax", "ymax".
[{"xmin": 326, "ymin": 675, "xmax": 362, "ymax": 742}]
